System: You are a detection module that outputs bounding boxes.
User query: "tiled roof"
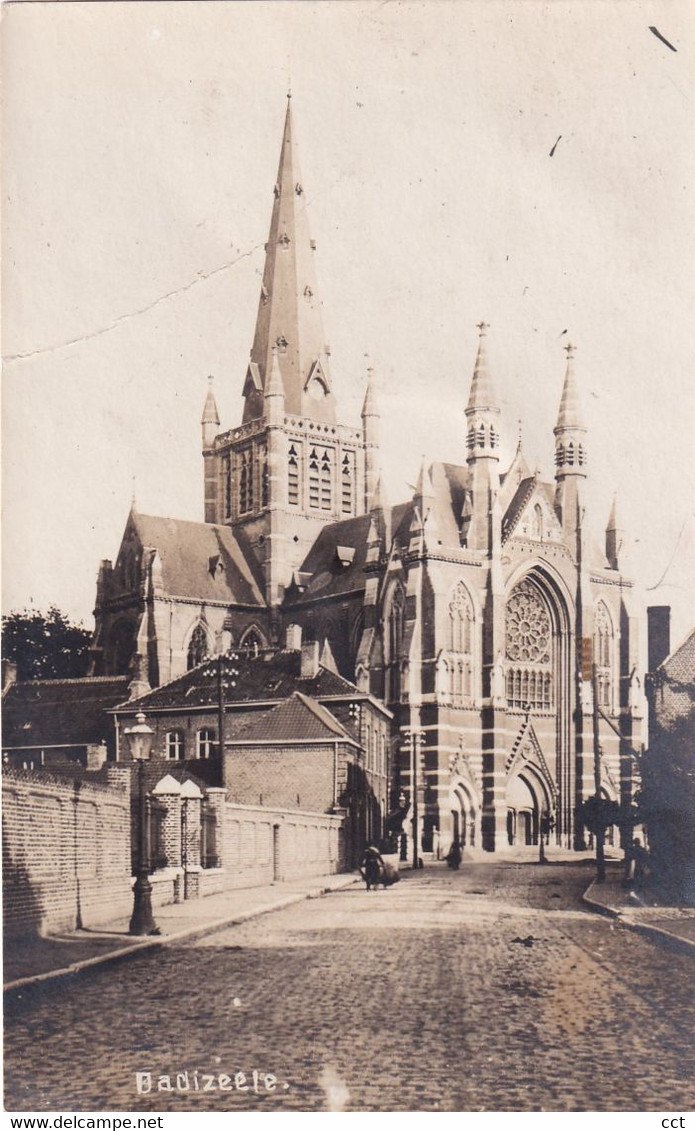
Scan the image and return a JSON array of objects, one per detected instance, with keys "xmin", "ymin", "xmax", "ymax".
[
  {"xmin": 228, "ymin": 692, "xmax": 355, "ymax": 745},
  {"xmin": 661, "ymin": 628, "xmax": 695, "ymax": 684},
  {"xmin": 2, "ymin": 677, "xmax": 129, "ymax": 749},
  {"xmin": 132, "ymin": 512, "xmax": 265, "ymax": 606},
  {"xmin": 114, "ymin": 650, "xmax": 362, "ymax": 713}
]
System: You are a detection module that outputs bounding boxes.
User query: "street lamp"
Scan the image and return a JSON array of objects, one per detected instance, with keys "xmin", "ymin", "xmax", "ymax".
[
  {"xmin": 125, "ymin": 711, "xmax": 156, "ymax": 936},
  {"xmin": 404, "ymin": 727, "xmax": 426, "ymax": 870}
]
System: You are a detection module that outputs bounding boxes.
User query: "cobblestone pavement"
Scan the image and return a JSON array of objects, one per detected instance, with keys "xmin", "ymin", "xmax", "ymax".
[{"xmin": 5, "ymin": 861, "xmax": 694, "ymax": 1112}]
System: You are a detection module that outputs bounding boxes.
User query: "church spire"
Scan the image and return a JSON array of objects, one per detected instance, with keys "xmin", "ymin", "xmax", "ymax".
[
  {"xmin": 201, "ymin": 375, "xmax": 220, "ymax": 448},
  {"xmin": 361, "ymin": 364, "xmax": 381, "ymax": 510},
  {"xmin": 242, "ymin": 97, "xmax": 335, "ymax": 426},
  {"xmin": 465, "ymin": 321, "xmax": 501, "ymax": 461},
  {"xmin": 554, "ymin": 342, "xmax": 587, "ymax": 478}
]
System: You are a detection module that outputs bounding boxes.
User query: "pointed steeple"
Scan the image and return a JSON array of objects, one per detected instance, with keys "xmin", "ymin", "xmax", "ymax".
[
  {"xmin": 201, "ymin": 375, "xmax": 220, "ymax": 448},
  {"xmin": 465, "ymin": 321, "xmax": 501, "ymax": 462},
  {"xmin": 555, "ymin": 341, "xmax": 585, "ymax": 432},
  {"xmin": 466, "ymin": 320, "xmax": 499, "ymax": 415},
  {"xmin": 243, "ymin": 97, "xmax": 335, "ymax": 426},
  {"xmin": 554, "ymin": 342, "xmax": 587, "ymax": 477},
  {"xmin": 605, "ymin": 493, "xmax": 624, "ymax": 569},
  {"xmin": 362, "ymin": 364, "xmax": 381, "ymax": 510}
]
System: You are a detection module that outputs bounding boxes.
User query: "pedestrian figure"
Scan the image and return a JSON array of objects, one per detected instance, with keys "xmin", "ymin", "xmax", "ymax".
[
  {"xmin": 445, "ymin": 839, "xmax": 462, "ymax": 870},
  {"xmin": 631, "ymin": 837, "xmax": 649, "ymax": 893},
  {"xmin": 432, "ymin": 826, "xmax": 441, "ymax": 860},
  {"xmin": 360, "ymin": 845, "xmax": 385, "ymax": 891}
]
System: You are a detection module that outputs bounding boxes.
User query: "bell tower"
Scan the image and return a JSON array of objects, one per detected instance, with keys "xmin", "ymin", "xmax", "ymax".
[{"xmin": 200, "ymin": 97, "xmax": 368, "ymax": 605}]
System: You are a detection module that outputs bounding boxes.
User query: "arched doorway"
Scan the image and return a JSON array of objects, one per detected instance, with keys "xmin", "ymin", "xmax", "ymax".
[
  {"xmin": 449, "ymin": 782, "xmax": 478, "ymax": 851},
  {"xmin": 505, "ymin": 767, "xmax": 552, "ymax": 846}
]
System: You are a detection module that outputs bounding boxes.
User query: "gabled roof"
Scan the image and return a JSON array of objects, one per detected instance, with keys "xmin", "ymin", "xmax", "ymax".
[
  {"xmin": 502, "ymin": 477, "xmax": 539, "ymax": 541},
  {"xmin": 659, "ymin": 627, "xmax": 695, "ymax": 684},
  {"xmin": 114, "ymin": 649, "xmax": 365, "ymax": 714},
  {"xmin": 2, "ymin": 677, "xmax": 129, "ymax": 749},
  {"xmin": 428, "ymin": 462, "xmax": 470, "ymax": 547},
  {"xmin": 130, "ymin": 512, "xmax": 265, "ymax": 607},
  {"xmin": 228, "ymin": 691, "xmax": 356, "ymax": 746}
]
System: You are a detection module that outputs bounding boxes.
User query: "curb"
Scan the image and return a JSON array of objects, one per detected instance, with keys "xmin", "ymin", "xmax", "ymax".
[
  {"xmin": 4, "ymin": 874, "xmax": 359, "ymax": 996},
  {"xmin": 582, "ymin": 882, "xmax": 695, "ymax": 955}
]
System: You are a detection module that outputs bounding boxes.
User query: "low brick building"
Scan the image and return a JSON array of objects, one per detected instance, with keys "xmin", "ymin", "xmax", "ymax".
[
  {"xmin": 111, "ymin": 638, "xmax": 392, "ymax": 862},
  {"xmin": 2, "ymin": 674, "xmax": 128, "ymax": 768}
]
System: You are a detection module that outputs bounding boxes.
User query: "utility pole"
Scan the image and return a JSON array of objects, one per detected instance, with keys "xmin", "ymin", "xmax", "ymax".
[{"xmin": 592, "ymin": 662, "xmax": 606, "ymax": 883}]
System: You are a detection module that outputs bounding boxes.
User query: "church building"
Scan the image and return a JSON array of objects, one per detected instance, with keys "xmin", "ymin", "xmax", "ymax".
[{"xmin": 90, "ymin": 97, "xmax": 643, "ymax": 853}]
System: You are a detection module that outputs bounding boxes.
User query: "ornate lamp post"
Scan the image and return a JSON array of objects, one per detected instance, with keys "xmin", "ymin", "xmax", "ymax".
[
  {"xmin": 199, "ymin": 652, "xmax": 240, "ymax": 760},
  {"xmin": 125, "ymin": 711, "xmax": 156, "ymax": 936},
  {"xmin": 404, "ymin": 727, "xmax": 426, "ymax": 870}
]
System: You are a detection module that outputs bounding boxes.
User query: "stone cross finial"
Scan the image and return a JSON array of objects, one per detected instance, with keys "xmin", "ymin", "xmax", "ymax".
[
  {"xmin": 564, "ymin": 341, "xmax": 576, "ymax": 358},
  {"xmin": 477, "ymin": 320, "xmax": 490, "ymax": 337}
]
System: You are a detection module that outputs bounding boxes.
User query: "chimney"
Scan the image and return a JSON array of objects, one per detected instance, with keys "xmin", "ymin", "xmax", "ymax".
[
  {"xmin": 285, "ymin": 623, "xmax": 302, "ymax": 651},
  {"xmin": 2, "ymin": 660, "xmax": 18, "ymax": 691},
  {"xmin": 647, "ymin": 606, "xmax": 671, "ymax": 673},
  {"xmin": 86, "ymin": 741, "xmax": 108, "ymax": 770},
  {"xmin": 300, "ymin": 640, "xmax": 320, "ymax": 680}
]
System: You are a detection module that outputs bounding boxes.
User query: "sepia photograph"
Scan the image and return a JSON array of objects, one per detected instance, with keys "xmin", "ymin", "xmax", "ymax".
[{"xmin": 2, "ymin": 0, "xmax": 694, "ymax": 1118}]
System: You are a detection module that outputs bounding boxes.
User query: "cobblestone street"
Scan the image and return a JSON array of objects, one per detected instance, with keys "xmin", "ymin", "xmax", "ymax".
[{"xmin": 5, "ymin": 861, "xmax": 695, "ymax": 1112}]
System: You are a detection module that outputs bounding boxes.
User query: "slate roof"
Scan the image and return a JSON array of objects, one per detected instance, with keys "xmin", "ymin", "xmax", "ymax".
[
  {"xmin": 228, "ymin": 692, "xmax": 357, "ymax": 746},
  {"xmin": 131, "ymin": 512, "xmax": 265, "ymax": 607},
  {"xmin": 114, "ymin": 650, "xmax": 364, "ymax": 714},
  {"xmin": 2, "ymin": 677, "xmax": 129, "ymax": 749},
  {"xmin": 429, "ymin": 463, "xmax": 469, "ymax": 546},
  {"xmin": 283, "ymin": 513, "xmax": 372, "ymax": 604}
]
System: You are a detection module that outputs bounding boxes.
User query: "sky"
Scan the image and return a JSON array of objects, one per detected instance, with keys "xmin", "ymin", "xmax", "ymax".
[{"xmin": 2, "ymin": 0, "xmax": 694, "ymax": 649}]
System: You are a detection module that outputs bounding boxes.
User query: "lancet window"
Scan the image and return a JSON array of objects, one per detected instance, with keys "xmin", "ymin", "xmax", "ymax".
[
  {"xmin": 387, "ymin": 585, "xmax": 405, "ymax": 702},
  {"xmin": 288, "ymin": 443, "xmax": 301, "ymax": 506},
  {"xmin": 223, "ymin": 455, "xmax": 232, "ymax": 518},
  {"xmin": 437, "ymin": 581, "xmax": 474, "ymax": 706},
  {"xmin": 505, "ymin": 579, "xmax": 553, "ymax": 711},
  {"xmin": 238, "ymin": 447, "xmax": 254, "ymax": 514},
  {"xmin": 187, "ymin": 623, "xmax": 209, "ymax": 670},
  {"xmin": 341, "ymin": 452, "xmax": 354, "ymax": 516},
  {"xmin": 594, "ymin": 602, "xmax": 614, "ymax": 709}
]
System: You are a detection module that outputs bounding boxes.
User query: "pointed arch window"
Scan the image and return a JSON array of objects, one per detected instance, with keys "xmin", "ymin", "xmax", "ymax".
[
  {"xmin": 288, "ymin": 443, "xmax": 301, "ymax": 506},
  {"xmin": 240, "ymin": 629, "xmax": 264, "ymax": 657},
  {"xmin": 341, "ymin": 451, "xmax": 354, "ymax": 516},
  {"xmin": 387, "ymin": 585, "xmax": 405, "ymax": 703},
  {"xmin": 594, "ymin": 602, "xmax": 614, "ymax": 709},
  {"xmin": 566, "ymin": 441, "xmax": 575, "ymax": 466},
  {"xmin": 466, "ymin": 427, "xmax": 476, "ymax": 452},
  {"xmin": 556, "ymin": 442, "xmax": 565, "ymax": 468},
  {"xmin": 505, "ymin": 579, "xmax": 553, "ymax": 711},
  {"xmin": 223, "ymin": 455, "xmax": 232, "ymax": 517},
  {"xmin": 320, "ymin": 449, "xmax": 332, "ymax": 510},
  {"xmin": 531, "ymin": 504, "xmax": 543, "ymax": 541},
  {"xmin": 259, "ymin": 444, "xmax": 269, "ymax": 508},
  {"xmin": 441, "ymin": 581, "xmax": 474, "ymax": 706},
  {"xmin": 187, "ymin": 624, "xmax": 210, "ymax": 671},
  {"xmin": 308, "ymin": 448, "xmax": 320, "ymax": 509},
  {"xmin": 238, "ymin": 447, "xmax": 254, "ymax": 514}
]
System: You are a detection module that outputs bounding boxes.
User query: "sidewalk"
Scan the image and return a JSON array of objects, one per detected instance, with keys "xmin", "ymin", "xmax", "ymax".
[
  {"xmin": 582, "ymin": 861, "xmax": 695, "ymax": 953},
  {"xmin": 3, "ymin": 871, "xmax": 359, "ymax": 993}
]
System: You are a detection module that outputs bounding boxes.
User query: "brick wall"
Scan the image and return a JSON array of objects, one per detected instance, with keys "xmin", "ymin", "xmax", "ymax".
[
  {"xmin": 2, "ymin": 766, "xmax": 132, "ymax": 938},
  {"xmin": 225, "ymin": 742, "xmax": 339, "ymax": 811},
  {"xmin": 198, "ymin": 802, "xmax": 344, "ymax": 896}
]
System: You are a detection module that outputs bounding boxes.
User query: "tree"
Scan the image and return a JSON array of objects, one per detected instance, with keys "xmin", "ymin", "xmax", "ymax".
[
  {"xmin": 2, "ymin": 606, "xmax": 92, "ymax": 681},
  {"xmin": 639, "ymin": 714, "xmax": 695, "ymax": 906}
]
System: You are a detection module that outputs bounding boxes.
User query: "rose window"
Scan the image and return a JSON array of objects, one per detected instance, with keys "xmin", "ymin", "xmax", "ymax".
[
  {"xmin": 505, "ymin": 581, "xmax": 553, "ymax": 710},
  {"xmin": 505, "ymin": 582, "xmax": 551, "ymax": 663}
]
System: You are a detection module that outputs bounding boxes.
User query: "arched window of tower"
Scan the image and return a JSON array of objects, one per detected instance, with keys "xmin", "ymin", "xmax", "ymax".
[{"xmin": 187, "ymin": 623, "xmax": 210, "ymax": 671}]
